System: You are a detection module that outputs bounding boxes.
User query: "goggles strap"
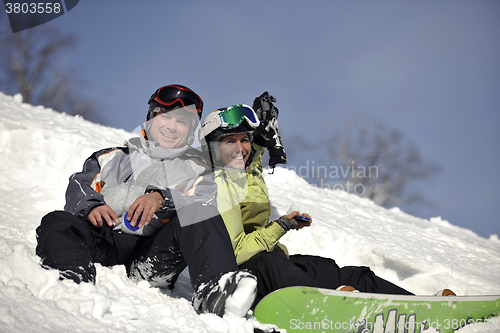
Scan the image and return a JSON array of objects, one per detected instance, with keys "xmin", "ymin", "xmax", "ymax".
[{"xmin": 151, "ymin": 86, "xmax": 202, "ymax": 114}]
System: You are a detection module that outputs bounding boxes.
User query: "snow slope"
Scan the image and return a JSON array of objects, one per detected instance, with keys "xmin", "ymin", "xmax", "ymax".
[{"xmin": 0, "ymin": 91, "xmax": 499, "ymax": 332}]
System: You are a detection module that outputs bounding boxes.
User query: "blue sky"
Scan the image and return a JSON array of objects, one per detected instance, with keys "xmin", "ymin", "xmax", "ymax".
[{"xmin": 3, "ymin": 1, "xmax": 500, "ymax": 238}]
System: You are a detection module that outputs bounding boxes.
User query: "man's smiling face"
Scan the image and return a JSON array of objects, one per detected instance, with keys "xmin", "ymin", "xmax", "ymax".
[{"xmin": 148, "ymin": 110, "xmax": 191, "ymax": 149}]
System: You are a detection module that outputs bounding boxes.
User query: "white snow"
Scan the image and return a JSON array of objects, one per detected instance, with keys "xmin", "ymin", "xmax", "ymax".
[{"xmin": 0, "ymin": 91, "xmax": 499, "ymax": 332}]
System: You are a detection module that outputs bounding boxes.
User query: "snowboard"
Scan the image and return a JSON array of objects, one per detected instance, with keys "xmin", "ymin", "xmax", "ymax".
[{"xmin": 253, "ymin": 287, "xmax": 500, "ymax": 333}]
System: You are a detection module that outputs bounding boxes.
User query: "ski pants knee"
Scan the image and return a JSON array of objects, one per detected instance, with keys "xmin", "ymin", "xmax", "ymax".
[
  {"xmin": 128, "ymin": 203, "xmax": 238, "ymax": 290},
  {"xmin": 288, "ymin": 254, "xmax": 413, "ymax": 295},
  {"xmin": 240, "ymin": 251, "xmax": 413, "ymax": 304},
  {"xmin": 36, "ymin": 210, "xmax": 144, "ymax": 284},
  {"xmin": 36, "ymin": 205, "xmax": 238, "ymax": 290}
]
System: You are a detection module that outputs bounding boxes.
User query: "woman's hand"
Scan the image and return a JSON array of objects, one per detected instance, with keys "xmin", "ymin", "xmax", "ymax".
[{"xmin": 285, "ymin": 211, "xmax": 312, "ymax": 229}]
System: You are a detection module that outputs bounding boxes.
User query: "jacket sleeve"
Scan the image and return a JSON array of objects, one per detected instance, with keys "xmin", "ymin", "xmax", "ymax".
[
  {"xmin": 240, "ymin": 144, "xmax": 271, "ymax": 232},
  {"xmin": 232, "ymin": 221, "xmax": 287, "ymax": 265},
  {"xmin": 216, "ymin": 169, "xmax": 287, "ymax": 265},
  {"xmin": 220, "ymin": 192, "xmax": 287, "ymax": 265},
  {"xmin": 153, "ymin": 168, "xmax": 218, "ymax": 221},
  {"xmin": 240, "ymin": 143, "xmax": 290, "ymax": 257},
  {"xmin": 64, "ymin": 148, "xmax": 118, "ymax": 219}
]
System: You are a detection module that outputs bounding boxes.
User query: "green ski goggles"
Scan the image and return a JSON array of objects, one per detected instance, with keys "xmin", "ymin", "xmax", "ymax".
[
  {"xmin": 219, "ymin": 104, "xmax": 260, "ymax": 129},
  {"xmin": 200, "ymin": 104, "xmax": 260, "ymax": 140}
]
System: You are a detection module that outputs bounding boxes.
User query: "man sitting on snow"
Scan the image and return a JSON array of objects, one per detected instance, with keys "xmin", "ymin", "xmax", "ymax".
[{"xmin": 35, "ymin": 84, "xmax": 257, "ymax": 317}]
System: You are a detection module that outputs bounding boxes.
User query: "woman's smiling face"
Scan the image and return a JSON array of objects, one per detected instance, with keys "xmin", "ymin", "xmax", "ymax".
[{"xmin": 218, "ymin": 133, "xmax": 251, "ymax": 169}]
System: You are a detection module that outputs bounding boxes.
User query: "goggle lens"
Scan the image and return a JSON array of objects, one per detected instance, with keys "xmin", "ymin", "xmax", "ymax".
[
  {"xmin": 151, "ymin": 85, "xmax": 203, "ymax": 113},
  {"xmin": 219, "ymin": 105, "xmax": 259, "ymax": 129}
]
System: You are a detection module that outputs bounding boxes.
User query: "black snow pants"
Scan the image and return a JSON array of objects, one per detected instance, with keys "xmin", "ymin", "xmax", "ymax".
[
  {"xmin": 240, "ymin": 251, "xmax": 413, "ymax": 305},
  {"xmin": 35, "ymin": 204, "xmax": 238, "ymax": 291}
]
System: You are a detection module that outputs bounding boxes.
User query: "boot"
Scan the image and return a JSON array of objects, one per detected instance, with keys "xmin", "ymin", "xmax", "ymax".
[
  {"xmin": 192, "ymin": 270, "xmax": 257, "ymax": 317},
  {"xmin": 435, "ymin": 289, "xmax": 457, "ymax": 296},
  {"xmin": 336, "ymin": 285, "xmax": 358, "ymax": 292}
]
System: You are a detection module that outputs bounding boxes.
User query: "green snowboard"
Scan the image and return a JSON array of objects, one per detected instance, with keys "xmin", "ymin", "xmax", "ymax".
[{"xmin": 253, "ymin": 287, "xmax": 500, "ymax": 333}]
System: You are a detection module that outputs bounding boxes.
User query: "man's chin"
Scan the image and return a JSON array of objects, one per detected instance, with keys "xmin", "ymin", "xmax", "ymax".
[{"xmin": 158, "ymin": 141, "xmax": 180, "ymax": 149}]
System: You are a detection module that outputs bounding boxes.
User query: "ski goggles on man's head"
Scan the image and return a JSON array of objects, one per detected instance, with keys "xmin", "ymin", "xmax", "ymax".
[{"xmin": 148, "ymin": 85, "xmax": 203, "ymax": 114}]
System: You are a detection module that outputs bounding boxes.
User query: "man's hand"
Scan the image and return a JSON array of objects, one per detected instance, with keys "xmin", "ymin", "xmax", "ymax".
[
  {"xmin": 285, "ymin": 211, "xmax": 312, "ymax": 230},
  {"xmin": 88, "ymin": 205, "xmax": 119, "ymax": 228},
  {"xmin": 127, "ymin": 192, "xmax": 164, "ymax": 229}
]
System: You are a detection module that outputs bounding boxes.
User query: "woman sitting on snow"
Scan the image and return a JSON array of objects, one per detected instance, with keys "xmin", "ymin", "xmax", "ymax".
[{"xmin": 198, "ymin": 97, "xmax": 456, "ymax": 306}]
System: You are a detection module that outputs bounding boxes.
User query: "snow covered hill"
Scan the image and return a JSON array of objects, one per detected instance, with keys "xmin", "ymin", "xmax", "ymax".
[{"xmin": 0, "ymin": 91, "xmax": 499, "ymax": 332}]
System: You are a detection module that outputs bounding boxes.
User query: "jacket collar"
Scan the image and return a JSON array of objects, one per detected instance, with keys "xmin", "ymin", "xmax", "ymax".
[{"xmin": 126, "ymin": 136, "xmax": 189, "ymax": 160}]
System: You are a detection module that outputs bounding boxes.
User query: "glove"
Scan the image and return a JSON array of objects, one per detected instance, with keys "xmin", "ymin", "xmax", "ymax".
[
  {"xmin": 252, "ymin": 91, "xmax": 288, "ymax": 168},
  {"xmin": 275, "ymin": 215, "xmax": 296, "ymax": 232}
]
